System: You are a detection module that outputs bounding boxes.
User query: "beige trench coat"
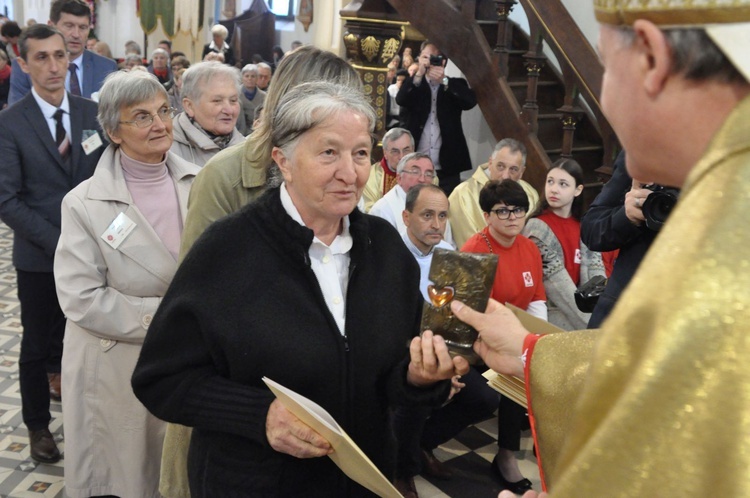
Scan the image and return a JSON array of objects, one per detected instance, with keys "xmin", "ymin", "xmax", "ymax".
[{"xmin": 54, "ymin": 146, "xmax": 199, "ymax": 498}]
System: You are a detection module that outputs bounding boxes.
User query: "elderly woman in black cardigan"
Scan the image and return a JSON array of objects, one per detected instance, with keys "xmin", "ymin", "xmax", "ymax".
[{"xmin": 132, "ymin": 81, "xmax": 467, "ymax": 497}]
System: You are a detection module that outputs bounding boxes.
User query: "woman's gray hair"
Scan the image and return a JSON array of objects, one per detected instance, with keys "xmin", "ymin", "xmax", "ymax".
[
  {"xmin": 181, "ymin": 61, "xmax": 241, "ymax": 103},
  {"xmin": 271, "ymin": 81, "xmax": 375, "ymax": 159},
  {"xmin": 97, "ymin": 70, "xmax": 168, "ymax": 141},
  {"xmin": 211, "ymin": 24, "xmax": 228, "ymax": 39},
  {"xmin": 151, "ymin": 48, "xmax": 168, "ymax": 58},
  {"xmin": 241, "ymin": 64, "xmax": 258, "ymax": 75},
  {"xmin": 245, "ymin": 46, "xmax": 362, "ymax": 187}
]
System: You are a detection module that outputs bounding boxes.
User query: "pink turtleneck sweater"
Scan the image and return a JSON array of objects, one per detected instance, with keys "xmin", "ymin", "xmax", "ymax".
[{"xmin": 120, "ymin": 151, "xmax": 182, "ymax": 260}]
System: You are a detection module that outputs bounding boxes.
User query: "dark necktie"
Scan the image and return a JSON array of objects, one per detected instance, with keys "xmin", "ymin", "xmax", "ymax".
[
  {"xmin": 53, "ymin": 108, "xmax": 70, "ymax": 159},
  {"xmin": 68, "ymin": 62, "xmax": 81, "ymax": 96}
]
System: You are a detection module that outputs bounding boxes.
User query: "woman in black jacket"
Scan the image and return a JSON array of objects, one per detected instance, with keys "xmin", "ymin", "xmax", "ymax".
[{"xmin": 132, "ymin": 81, "xmax": 466, "ymax": 497}]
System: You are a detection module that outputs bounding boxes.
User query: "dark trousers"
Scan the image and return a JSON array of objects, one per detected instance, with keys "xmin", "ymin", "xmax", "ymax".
[
  {"xmin": 392, "ymin": 367, "xmax": 498, "ymax": 478},
  {"xmin": 17, "ymin": 270, "xmax": 65, "ymax": 431},
  {"xmin": 497, "ymin": 394, "xmax": 529, "ymax": 451}
]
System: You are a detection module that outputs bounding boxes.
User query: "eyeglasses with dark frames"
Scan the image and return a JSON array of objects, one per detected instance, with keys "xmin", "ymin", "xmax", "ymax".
[{"xmin": 491, "ymin": 207, "xmax": 526, "ymax": 220}]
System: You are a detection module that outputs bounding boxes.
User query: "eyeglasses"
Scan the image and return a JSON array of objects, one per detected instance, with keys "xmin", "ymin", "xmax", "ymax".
[
  {"xmin": 401, "ymin": 169, "xmax": 436, "ymax": 180},
  {"xmin": 119, "ymin": 107, "xmax": 176, "ymax": 128},
  {"xmin": 491, "ymin": 207, "xmax": 526, "ymax": 219}
]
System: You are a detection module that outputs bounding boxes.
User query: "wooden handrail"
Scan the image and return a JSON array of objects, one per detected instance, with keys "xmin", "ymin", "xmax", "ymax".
[
  {"xmin": 518, "ymin": 0, "xmax": 602, "ymax": 112},
  {"xmin": 517, "ymin": 0, "xmax": 618, "ymax": 165}
]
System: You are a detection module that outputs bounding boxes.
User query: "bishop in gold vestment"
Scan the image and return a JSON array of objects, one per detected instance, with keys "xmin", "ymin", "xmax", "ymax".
[
  {"xmin": 452, "ymin": 1, "xmax": 750, "ymax": 497},
  {"xmin": 530, "ymin": 93, "xmax": 750, "ymax": 496}
]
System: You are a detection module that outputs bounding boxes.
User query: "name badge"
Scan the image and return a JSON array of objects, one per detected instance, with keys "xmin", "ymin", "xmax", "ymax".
[
  {"xmin": 100, "ymin": 212, "xmax": 136, "ymax": 249},
  {"xmin": 82, "ymin": 130, "xmax": 103, "ymax": 155}
]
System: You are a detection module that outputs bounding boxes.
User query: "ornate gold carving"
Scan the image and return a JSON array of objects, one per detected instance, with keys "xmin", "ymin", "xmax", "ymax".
[
  {"xmin": 364, "ymin": 73, "xmax": 374, "ymax": 83},
  {"xmin": 526, "ymin": 63, "xmax": 542, "ymax": 75},
  {"xmin": 344, "ymin": 33, "xmax": 357, "ymax": 47},
  {"xmin": 361, "ymin": 36, "xmax": 381, "ymax": 62},
  {"xmin": 381, "ymin": 38, "xmax": 400, "ymax": 63},
  {"xmin": 343, "ymin": 33, "xmax": 359, "ymax": 60},
  {"xmin": 562, "ymin": 116, "xmax": 577, "ymax": 127},
  {"xmin": 377, "ymin": 74, "xmax": 385, "ymax": 83},
  {"xmin": 376, "ymin": 96, "xmax": 384, "ymax": 107},
  {"xmin": 363, "ymin": 84, "xmax": 373, "ymax": 95},
  {"xmin": 377, "ymin": 85, "xmax": 385, "ymax": 95}
]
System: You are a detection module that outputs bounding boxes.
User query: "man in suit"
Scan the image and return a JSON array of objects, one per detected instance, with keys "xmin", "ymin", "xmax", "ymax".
[
  {"xmin": 7, "ymin": 0, "xmax": 117, "ymax": 105},
  {"xmin": 0, "ymin": 23, "xmax": 105, "ymax": 463},
  {"xmin": 396, "ymin": 40, "xmax": 477, "ymax": 196}
]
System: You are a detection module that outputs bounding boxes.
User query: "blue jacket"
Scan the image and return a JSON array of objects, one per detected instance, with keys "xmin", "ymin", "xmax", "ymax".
[{"xmin": 8, "ymin": 50, "xmax": 117, "ymax": 105}]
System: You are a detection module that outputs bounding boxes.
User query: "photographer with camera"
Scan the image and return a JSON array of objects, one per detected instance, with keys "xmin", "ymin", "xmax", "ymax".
[
  {"xmin": 396, "ymin": 40, "xmax": 477, "ymax": 196},
  {"xmin": 581, "ymin": 151, "xmax": 678, "ymax": 327}
]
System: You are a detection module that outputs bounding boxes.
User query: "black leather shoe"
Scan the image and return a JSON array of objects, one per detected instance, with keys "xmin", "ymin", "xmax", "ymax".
[
  {"xmin": 420, "ymin": 448, "xmax": 453, "ymax": 480},
  {"xmin": 393, "ymin": 476, "xmax": 418, "ymax": 498},
  {"xmin": 29, "ymin": 428, "xmax": 61, "ymax": 464},
  {"xmin": 491, "ymin": 455, "xmax": 532, "ymax": 494}
]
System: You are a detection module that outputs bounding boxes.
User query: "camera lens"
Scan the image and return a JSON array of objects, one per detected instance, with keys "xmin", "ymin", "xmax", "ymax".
[{"xmin": 642, "ymin": 188, "xmax": 679, "ymax": 231}]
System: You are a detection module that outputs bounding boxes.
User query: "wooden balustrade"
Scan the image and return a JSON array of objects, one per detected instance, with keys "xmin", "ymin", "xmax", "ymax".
[{"xmin": 380, "ymin": 0, "xmax": 618, "ymax": 192}]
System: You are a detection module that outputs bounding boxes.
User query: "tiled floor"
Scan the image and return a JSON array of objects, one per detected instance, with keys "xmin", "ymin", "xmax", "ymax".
[
  {"xmin": 0, "ymin": 224, "xmax": 65, "ymax": 498},
  {"xmin": 0, "ymin": 222, "xmax": 539, "ymax": 497}
]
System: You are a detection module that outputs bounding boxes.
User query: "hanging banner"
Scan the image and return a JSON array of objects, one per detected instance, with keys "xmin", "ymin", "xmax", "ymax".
[
  {"xmin": 138, "ymin": 0, "xmax": 176, "ymax": 37},
  {"xmin": 175, "ymin": 0, "xmax": 205, "ymax": 40}
]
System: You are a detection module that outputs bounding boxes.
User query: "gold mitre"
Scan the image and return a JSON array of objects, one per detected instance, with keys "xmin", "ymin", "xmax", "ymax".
[
  {"xmin": 594, "ymin": 0, "xmax": 750, "ymax": 82},
  {"xmin": 594, "ymin": 0, "xmax": 750, "ymax": 26}
]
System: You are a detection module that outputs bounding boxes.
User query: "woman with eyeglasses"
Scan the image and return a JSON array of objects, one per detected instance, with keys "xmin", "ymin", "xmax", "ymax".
[
  {"xmin": 53, "ymin": 70, "xmax": 200, "ymax": 498},
  {"xmin": 523, "ymin": 158, "xmax": 606, "ymax": 331},
  {"xmin": 460, "ymin": 179, "xmax": 546, "ymax": 495}
]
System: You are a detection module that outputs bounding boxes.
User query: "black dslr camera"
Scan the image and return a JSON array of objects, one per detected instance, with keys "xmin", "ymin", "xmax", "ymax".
[
  {"xmin": 429, "ymin": 54, "xmax": 444, "ymax": 66},
  {"xmin": 641, "ymin": 184, "xmax": 679, "ymax": 231}
]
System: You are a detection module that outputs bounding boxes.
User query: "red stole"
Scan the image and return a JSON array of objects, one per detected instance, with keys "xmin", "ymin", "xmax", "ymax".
[{"xmin": 380, "ymin": 157, "xmax": 398, "ymax": 196}]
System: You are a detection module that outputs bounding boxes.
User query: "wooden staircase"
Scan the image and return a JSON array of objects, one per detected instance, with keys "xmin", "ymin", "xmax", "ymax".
[{"xmin": 384, "ymin": 0, "xmax": 619, "ymax": 202}]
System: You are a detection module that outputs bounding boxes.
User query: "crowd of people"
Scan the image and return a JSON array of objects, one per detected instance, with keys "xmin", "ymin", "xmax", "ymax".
[{"xmin": 1, "ymin": 0, "xmax": 749, "ymax": 497}]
